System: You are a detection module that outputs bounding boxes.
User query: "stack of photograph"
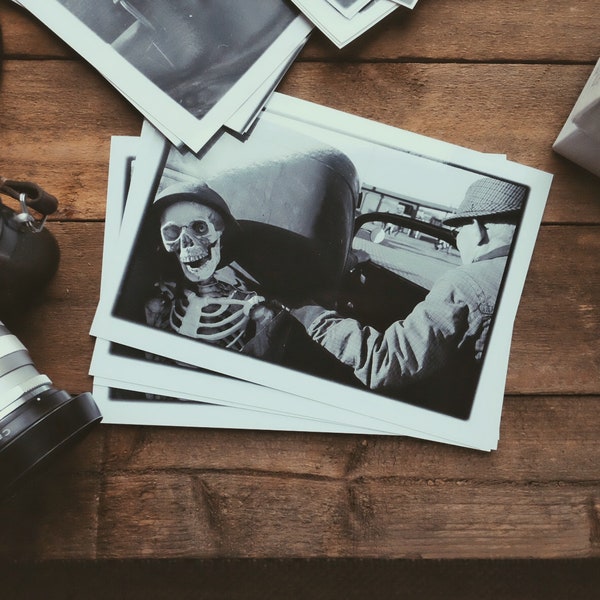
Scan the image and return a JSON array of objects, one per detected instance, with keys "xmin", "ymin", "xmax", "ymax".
[
  {"xmin": 289, "ymin": 0, "xmax": 419, "ymax": 47},
  {"xmin": 89, "ymin": 91, "xmax": 552, "ymax": 452},
  {"xmin": 16, "ymin": 0, "xmax": 552, "ymax": 451},
  {"xmin": 16, "ymin": 0, "xmax": 313, "ymax": 151}
]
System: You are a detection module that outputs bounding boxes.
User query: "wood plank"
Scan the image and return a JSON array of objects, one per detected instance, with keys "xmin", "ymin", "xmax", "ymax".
[
  {"xmin": 0, "ymin": 395, "xmax": 597, "ymax": 561},
  {"xmin": 2, "ymin": 0, "xmax": 599, "ymax": 63},
  {"xmin": 100, "ymin": 396, "xmax": 600, "ymax": 483},
  {"xmin": 1, "ymin": 60, "xmax": 599, "ymax": 223},
  {"xmin": 7, "ymin": 223, "xmax": 599, "ymax": 395},
  {"xmin": 94, "ymin": 472, "xmax": 598, "ymax": 559},
  {"xmin": 302, "ymin": 0, "xmax": 600, "ymax": 62},
  {"xmin": 507, "ymin": 225, "xmax": 600, "ymax": 394},
  {"xmin": 0, "ymin": 60, "xmax": 140, "ymax": 221}
]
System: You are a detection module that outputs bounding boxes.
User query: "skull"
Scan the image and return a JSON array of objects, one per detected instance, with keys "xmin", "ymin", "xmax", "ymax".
[{"xmin": 160, "ymin": 201, "xmax": 225, "ymax": 283}]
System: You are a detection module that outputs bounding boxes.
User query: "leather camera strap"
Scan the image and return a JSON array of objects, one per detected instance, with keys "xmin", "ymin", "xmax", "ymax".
[{"xmin": 0, "ymin": 177, "xmax": 59, "ymax": 216}]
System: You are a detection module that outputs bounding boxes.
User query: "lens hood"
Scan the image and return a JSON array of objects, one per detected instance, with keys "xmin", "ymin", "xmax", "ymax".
[{"xmin": 0, "ymin": 388, "xmax": 102, "ymax": 499}]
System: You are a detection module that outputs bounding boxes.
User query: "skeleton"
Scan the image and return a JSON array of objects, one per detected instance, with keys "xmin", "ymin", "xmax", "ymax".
[{"xmin": 145, "ymin": 197, "xmax": 269, "ymax": 351}]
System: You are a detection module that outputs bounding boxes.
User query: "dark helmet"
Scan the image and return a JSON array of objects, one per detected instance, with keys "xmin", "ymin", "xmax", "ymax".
[{"xmin": 152, "ymin": 181, "xmax": 241, "ymax": 267}]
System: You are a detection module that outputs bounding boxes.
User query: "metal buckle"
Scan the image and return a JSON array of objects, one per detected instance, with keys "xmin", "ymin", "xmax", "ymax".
[{"xmin": 12, "ymin": 192, "xmax": 48, "ymax": 233}]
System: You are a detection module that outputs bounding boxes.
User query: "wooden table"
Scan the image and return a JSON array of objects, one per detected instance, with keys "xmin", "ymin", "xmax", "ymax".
[{"xmin": 0, "ymin": 1, "xmax": 599, "ymax": 597}]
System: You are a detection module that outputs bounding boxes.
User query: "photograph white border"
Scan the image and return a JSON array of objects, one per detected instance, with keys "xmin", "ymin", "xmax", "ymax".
[
  {"xmin": 289, "ymin": 0, "xmax": 401, "ymax": 47},
  {"xmin": 93, "ymin": 383, "xmax": 398, "ymax": 435},
  {"xmin": 90, "ymin": 133, "xmax": 472, "ymax": 446},
  {"xmin": 91, "ymin": 95, "xmax": 552, "ymax": 451},
  {"xmin": 324, "ymin": 0, "xmax": 376, "ymax": 20}
]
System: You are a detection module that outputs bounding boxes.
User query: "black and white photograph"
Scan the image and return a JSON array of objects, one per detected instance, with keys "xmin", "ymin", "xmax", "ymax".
[
  {"xmin": 324, "ymin": 0, "xmax": 418, "ymax": 20},
  {"xmin": 90, "ymin": 133, "xmax": 457, "ymax": 443},
  {"xmin": 90, "ymin": 94, "xmax": 552, "ymax": 450},
  {"xmin": 92, "ymin": 340, "xmax": 448, "ymax": 440},
  {"xmin": 93, "ymin": 382, "xmax": 390, "ymax": 436},
  {"xmin": 18, "ymin": 0, "xmax": 312, "ymax": 151},
  {"xmin": 324, "ymin": 0, "xmax": 378, "ymax": 20},
  {"xmin": 289, "ymin": 0, "xmax": 412, "ymax": 47}
]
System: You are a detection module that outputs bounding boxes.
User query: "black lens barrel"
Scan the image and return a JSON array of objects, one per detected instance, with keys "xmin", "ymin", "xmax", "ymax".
[
  {"xmin": 0, "ymin": 322, "xmax": 102, "ymax": 499},
  {"xmin": 0, "ymin": 388, "xmax": 102, "ymax": 498}
]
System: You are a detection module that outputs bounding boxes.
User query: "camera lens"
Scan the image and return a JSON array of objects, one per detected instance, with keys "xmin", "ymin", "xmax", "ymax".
[{"xmin": 0, "ymin": 321, "xmax": 102, "ymax": 498}]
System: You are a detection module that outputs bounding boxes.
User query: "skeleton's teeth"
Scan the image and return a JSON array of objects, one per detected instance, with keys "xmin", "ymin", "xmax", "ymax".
[{"xmin": 186, "ymin": 256, "xmax": 208, "ymax": 268}]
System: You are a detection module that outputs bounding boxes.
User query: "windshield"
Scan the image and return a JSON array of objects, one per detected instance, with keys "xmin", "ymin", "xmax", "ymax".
[{"xmin": 353, "ymin": 188, "xmax": 461, "ymax": 290}]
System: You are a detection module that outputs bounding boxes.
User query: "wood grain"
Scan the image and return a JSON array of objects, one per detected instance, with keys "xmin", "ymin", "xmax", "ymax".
[
  {"xmin": 2, "ymin": 0, "xmax": 600, "ymax": 62},
  {"xmin": 0, "ymin": 471, "xmax": 101, "ymax": 560},
  {"xmin": 302, "ymin": 0, "xmax": 600, "ymax": 62},
  {"xmin": 1, "ymin": 59, "xmax": 599, "ymax": 223},
  {"xmin": 99, "ymin": 396, "xmax": 600, "ymax": 483},
  {"xmin": 0, "ymin": 0, "xmax": 598, "ymax": 574},
  {"xmin": 1, "ymin": 392, "xmax": 598, "ymax": 561},
  {"xmin": 93, "ymin": 472, "xmax": 598, "ymax": 559}
]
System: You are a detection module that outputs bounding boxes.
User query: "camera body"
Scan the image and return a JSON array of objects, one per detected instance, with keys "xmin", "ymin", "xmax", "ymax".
[
  {"xmin": 0, "ymin": 182, "xmax": 102, "ymax": 498},
  {"xmin": 0, "ymin": 179, "xmax": 61, "ymax": 316}
]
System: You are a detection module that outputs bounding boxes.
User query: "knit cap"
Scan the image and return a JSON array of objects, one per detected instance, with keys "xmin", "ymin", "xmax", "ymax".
[{"xmin": 444, "ymin": 177, "xmax": 527, "ymax": 226}]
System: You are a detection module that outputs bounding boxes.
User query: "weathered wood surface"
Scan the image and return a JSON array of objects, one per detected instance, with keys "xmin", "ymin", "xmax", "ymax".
[
  {"xmin": 2, "ymin": 61, "xmax": 600, "ymax": 224},
  {"xmin": 0, "ymin": 0, "xmax": 599, "ymax": 576},
  {"xmin": 0, "ymin": 393, "xmax": 599, "ymax": 560}
]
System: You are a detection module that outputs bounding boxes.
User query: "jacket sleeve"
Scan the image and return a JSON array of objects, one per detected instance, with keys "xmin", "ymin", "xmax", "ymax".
[{"xmin": 291, "ymin": 271, "xmax": 474, "ymax": 391}]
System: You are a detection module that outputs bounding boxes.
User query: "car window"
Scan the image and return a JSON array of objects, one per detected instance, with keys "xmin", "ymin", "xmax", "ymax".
[{"xmin": 352, "ymin": 219, "xmax": 461, "ymax": 290}]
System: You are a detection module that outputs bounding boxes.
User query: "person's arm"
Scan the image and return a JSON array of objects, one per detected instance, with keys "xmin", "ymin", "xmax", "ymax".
[{"xmin": 291, "ymin": 272, "xmax": 474, "ymax": 391}]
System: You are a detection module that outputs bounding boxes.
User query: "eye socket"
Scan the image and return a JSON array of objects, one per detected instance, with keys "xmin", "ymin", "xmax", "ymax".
[
  {"xmin": 161, "ymin": 223, "xmax": 182, "ymax": 241},
  {"xmin": 189, "ymin": 220, "xmax": 209, "ymax": 236}
]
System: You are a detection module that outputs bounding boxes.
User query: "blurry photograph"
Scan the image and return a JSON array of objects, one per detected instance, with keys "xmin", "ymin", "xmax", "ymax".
[
  {"xmin": 289, "ymin": 0, "xmax": 400, "ymax": 47},
  {"xmin": 324, "ymin": 0, "xmax": 375, "ymax": 19},
  {"xmin": 19, "ymin": 0, "xmax": 312, "ymax": 150},
  {"xmin": 325, "ymin": 1, "xmax": 417, "ymax": 20}
]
